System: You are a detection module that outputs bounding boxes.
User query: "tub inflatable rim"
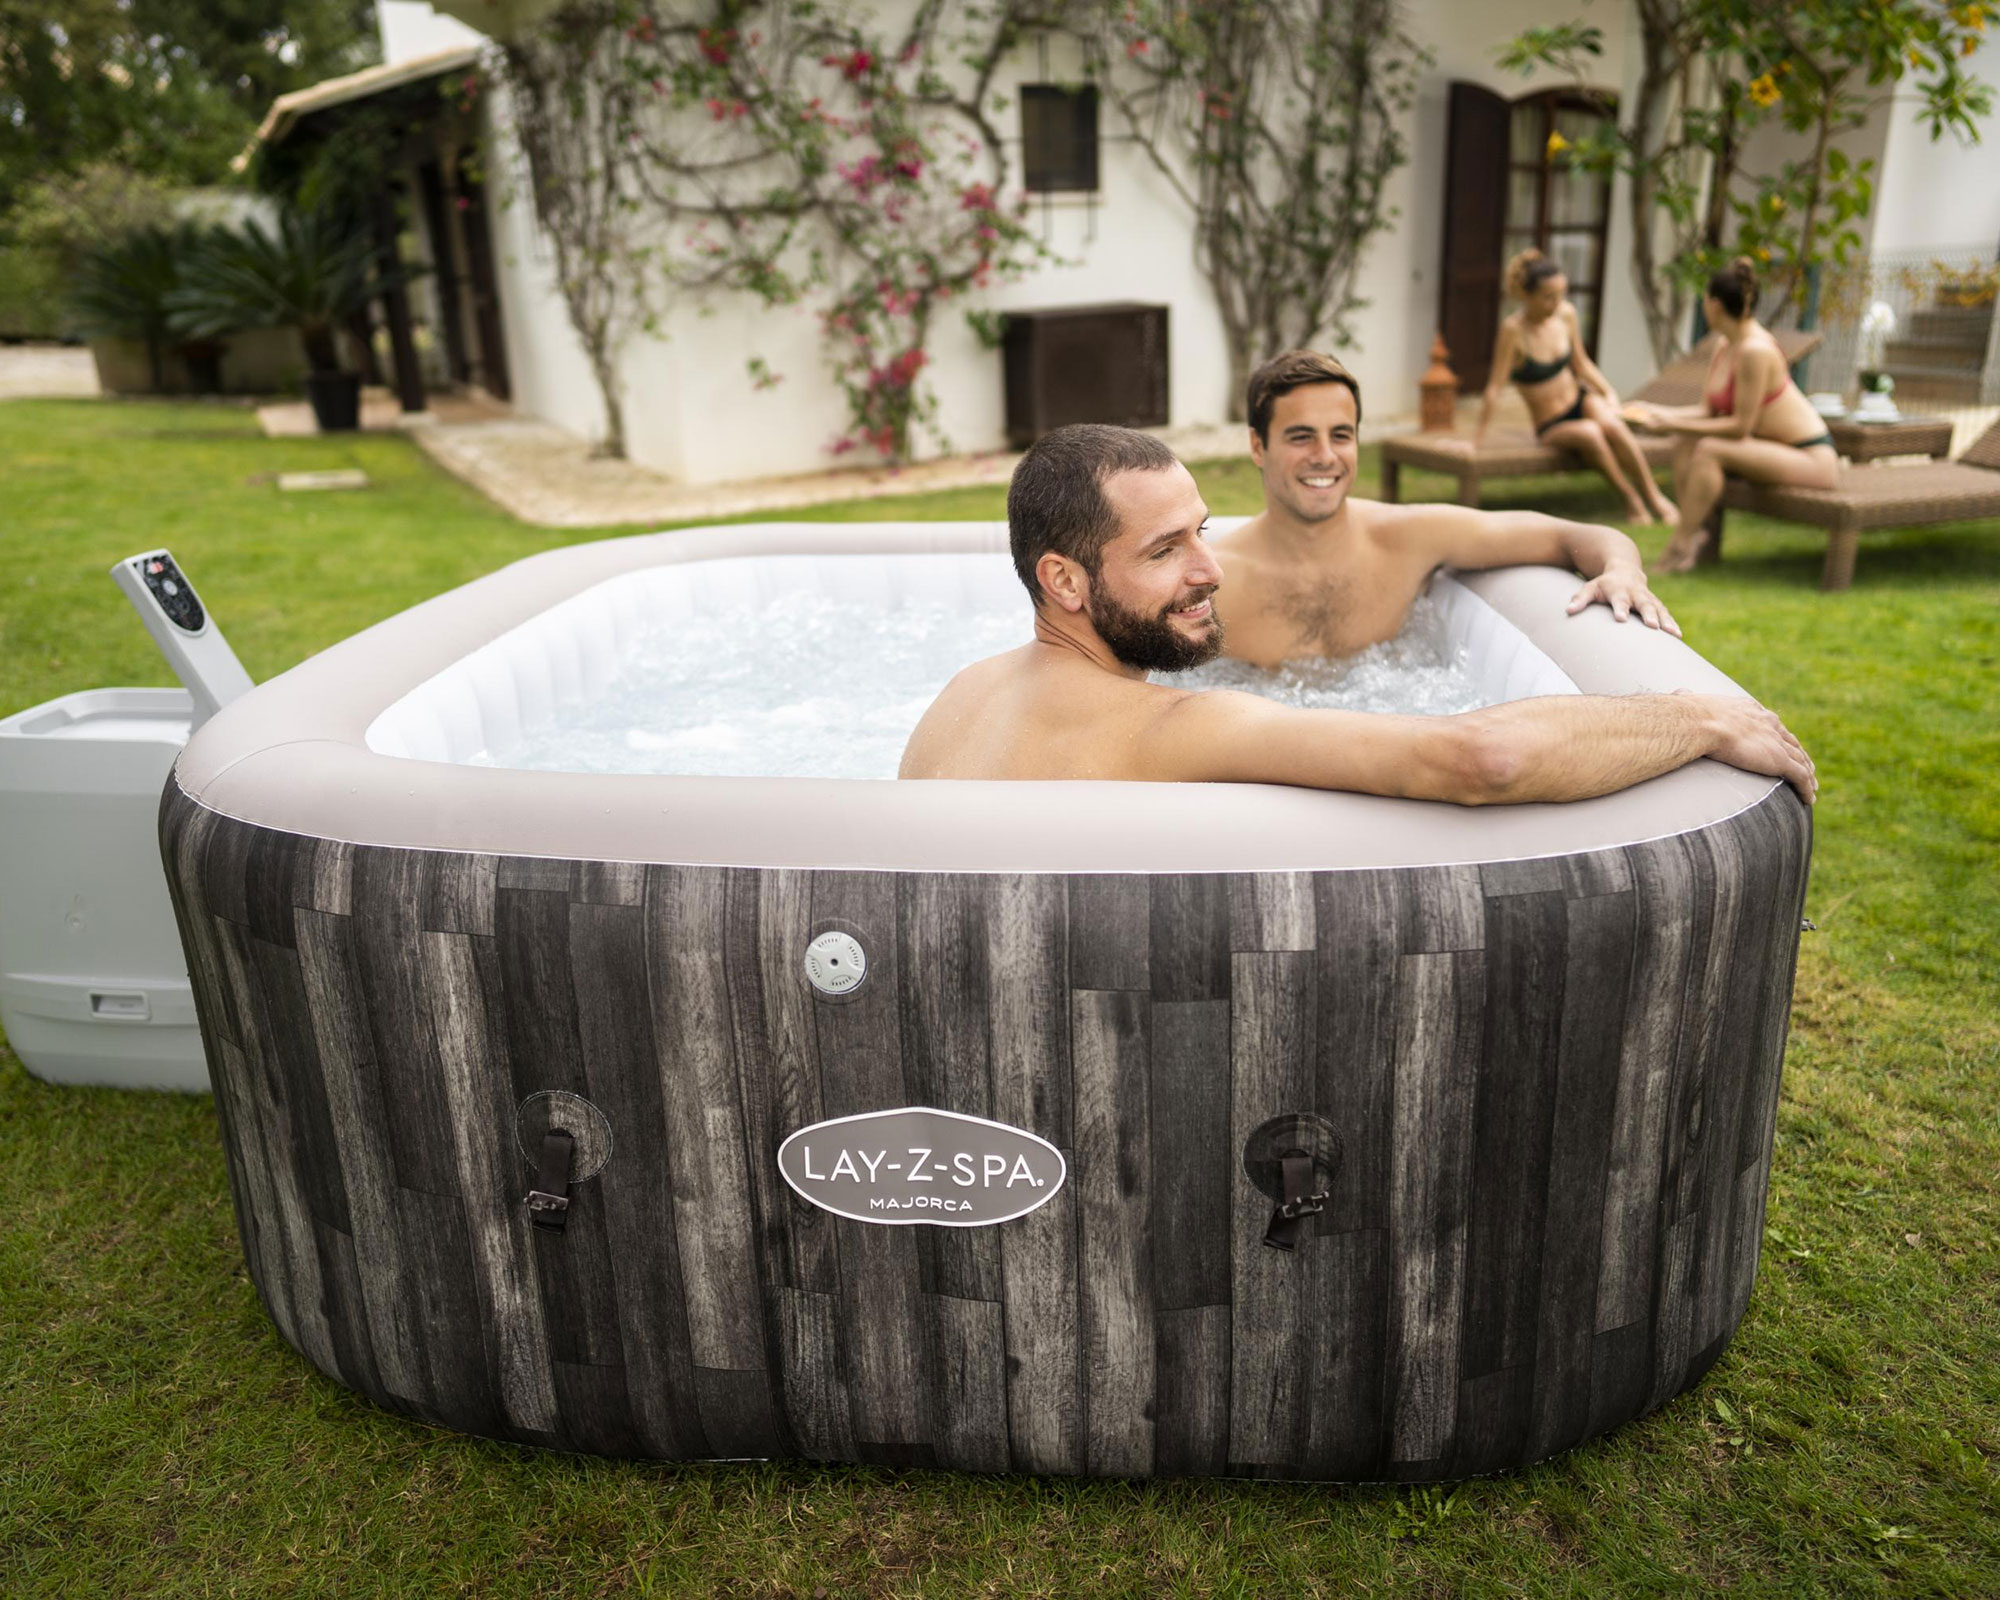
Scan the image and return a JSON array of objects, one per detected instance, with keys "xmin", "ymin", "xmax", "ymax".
[{"xmin": 173, "ymin": 522, "xmax": 1779, "ymax": 873}]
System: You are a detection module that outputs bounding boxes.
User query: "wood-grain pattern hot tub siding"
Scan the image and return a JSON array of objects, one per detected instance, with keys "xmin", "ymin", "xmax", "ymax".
[{"xmin": 159, "ymin": 778, "xmax": 1808, "ymax": 1481}]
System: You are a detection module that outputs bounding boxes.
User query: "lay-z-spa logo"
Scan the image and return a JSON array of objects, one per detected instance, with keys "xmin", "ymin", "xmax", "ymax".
[{"xmin": 776, "ymin": 1107, "xmax": 1066, "ymax": 1227}]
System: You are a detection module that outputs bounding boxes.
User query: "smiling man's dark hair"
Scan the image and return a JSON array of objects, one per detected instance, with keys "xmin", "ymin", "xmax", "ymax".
[
  {"xmin": 1007, "ymin": 424, "xmax": 1179, "ymax": 604},
  {"xmin": 1246, "ymin": 349, "xmax": 1364, "ymax": 442}
]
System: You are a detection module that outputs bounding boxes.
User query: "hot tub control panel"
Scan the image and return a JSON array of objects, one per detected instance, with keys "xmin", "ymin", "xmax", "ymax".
[
  {"xmin": 132, "ymin": 552, "xmax": 206, "ymax": 634},
  {"xmin": 110, "ymin": 549, "xmax": 255, "ymax": 731}
]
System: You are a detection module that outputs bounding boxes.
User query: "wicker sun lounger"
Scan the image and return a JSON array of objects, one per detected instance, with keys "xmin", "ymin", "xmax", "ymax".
[
  {"xmin": 1380, "ymin": 329, "xmax": 1825, "ymax": 507},
  {"xmin": 1700, "ymin": 415, "xmax": 2000, "ymax": 590}
]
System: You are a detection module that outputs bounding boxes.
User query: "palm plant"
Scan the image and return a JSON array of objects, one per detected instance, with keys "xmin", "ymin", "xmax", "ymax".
[
  {"xmin": 69, "ymin": 223, "xmax": 218, "ymax": 392},
  {"xmin": 169, "ymin": 207, "xmax": 380, "ymax": 376}
]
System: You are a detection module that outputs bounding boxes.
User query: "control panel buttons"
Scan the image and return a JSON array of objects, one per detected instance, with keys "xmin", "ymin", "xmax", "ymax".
[{"xmin": 136, "ymin": 553, "xmax": 206, "ymax": 634}]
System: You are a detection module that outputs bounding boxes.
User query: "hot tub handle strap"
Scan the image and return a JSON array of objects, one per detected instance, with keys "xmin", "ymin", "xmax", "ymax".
[
  {"xmin": 1264, "ymin": 1149, "xmax": 1330, "ymax": 1252},
  {"xmin": 525, "ymin": 1129, "xmax": 576, "ymax": 1234}
]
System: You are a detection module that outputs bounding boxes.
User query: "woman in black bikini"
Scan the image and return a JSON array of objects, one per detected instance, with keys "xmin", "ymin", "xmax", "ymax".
[
  {"xmin": 1475, "ymin": 250, "xmax": 1676, "ymax": 525},
  {"xmin": 1623, "ymin": 257, "xmax": 1839, "ymax": 573}
]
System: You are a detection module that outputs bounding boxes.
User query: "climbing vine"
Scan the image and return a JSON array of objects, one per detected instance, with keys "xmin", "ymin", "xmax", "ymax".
[
  {"xmin": 494, "ymin": 0, "xmax": 1059, "ymax": 461},
  {"xmin": 495, "ymin": 5, "xmax": 666, "ymax": 459},
  {"xmin": 1078, "ymin": 0, "xmax": 1429, "ymax": 419},
  {"xmin": 493, "ymin": 0, "xmax": 1445, "ymax": 452}
]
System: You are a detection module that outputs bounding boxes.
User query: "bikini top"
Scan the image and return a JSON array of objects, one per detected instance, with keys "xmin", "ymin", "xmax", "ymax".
[
  {"xmin": 1511, "ymin": 344, "xmax": 1573, "ymax": 386},
  {"xmin": 1707, "ymin": 351, "xmax": 1790, "ymax": 416}
]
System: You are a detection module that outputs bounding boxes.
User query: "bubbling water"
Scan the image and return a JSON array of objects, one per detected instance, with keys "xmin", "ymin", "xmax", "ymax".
[
  {"xmin": 471, "ymin": 588, "xmax": 1493, "ymax": 779},
  {"xmin": 1172, "ymin": 591, "xmax": 1492, "ymax": 717}
]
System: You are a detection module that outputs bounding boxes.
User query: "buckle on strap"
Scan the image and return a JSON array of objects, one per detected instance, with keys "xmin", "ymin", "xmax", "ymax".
[
  {"xmin": 525, "ymin": 1128, "xmax": 576, "ymax": 1234},
  {"xmin": 1263, "ymin": 1149, "xmax": 1330, "ymax": 1252}
]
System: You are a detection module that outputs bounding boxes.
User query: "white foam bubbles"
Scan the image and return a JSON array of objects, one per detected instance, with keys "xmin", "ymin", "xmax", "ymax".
[{"xmin": 470, "ymin": 587, "xmax": 1494, "ymax": 779}]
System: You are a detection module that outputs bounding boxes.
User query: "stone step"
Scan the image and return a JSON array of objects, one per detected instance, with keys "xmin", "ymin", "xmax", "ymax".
[
  {"xmin": 1878, "ymin": 372, "xmax": 1983, "ymax": 404},
  {"xmin": 1880, "ymin": 342, "xmax": 1985, "ymax": 377},
  {"xmin": 1907, "ymin": 304, "xmax": 1994, "ymax": 347}
]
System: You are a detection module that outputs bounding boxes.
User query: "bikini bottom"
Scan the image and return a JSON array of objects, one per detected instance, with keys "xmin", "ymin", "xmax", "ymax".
[
  {"xmin": 1786, "ymin": 432, "xmax": 1834, "ymax": 450},
  {"xmin": 1534, "ymin": 390, "xmax": 1590, "ymax": 437}
]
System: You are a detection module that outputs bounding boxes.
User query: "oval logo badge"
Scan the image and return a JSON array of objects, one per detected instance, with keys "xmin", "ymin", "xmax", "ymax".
[{"xmin": 777, "ymin": 1107, "xmax": 1066, "ymax": 1228}]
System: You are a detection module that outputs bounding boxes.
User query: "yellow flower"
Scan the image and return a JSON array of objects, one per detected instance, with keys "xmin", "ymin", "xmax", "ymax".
[
  {"xmin": 1908, "ymin": 47, "xmax": 1926, "ymax": 68},
  {"xmin": 1767, "ymin": 193, "xmax": 1787, "ymax": 214},
  {"xmin": 1968, "ymin": 34, "xmax": 1982, "ymax": 53},
  {"xmin": 1954, "ymin": 5, "xmax": 1986, "ymax": 31},
  {"xmin": 1757, "ymin": 247, "xmax": 1771, "ymax": 262},
  {"xmin": 1747, "ymin": 72, "xmax": 1781, "ymax": 107},
  {"xmin": 1546, "ymin": 130, "xmax": 1569, "ymax": 159}
]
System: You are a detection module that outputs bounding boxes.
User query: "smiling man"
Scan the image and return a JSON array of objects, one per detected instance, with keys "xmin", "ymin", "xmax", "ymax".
[
  {"xmin": 1212, "ymin": 351, "xmax": 1678, "ymax": 667},
  {"xmin": 898, "ymin": 423, "xmax": 1815, "ymax": 805}
]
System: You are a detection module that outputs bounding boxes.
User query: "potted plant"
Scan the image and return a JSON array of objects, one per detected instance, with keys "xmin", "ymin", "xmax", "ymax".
[{"xmin": 170, "ymin": 207, "xmax": 381, "ymax": 431}]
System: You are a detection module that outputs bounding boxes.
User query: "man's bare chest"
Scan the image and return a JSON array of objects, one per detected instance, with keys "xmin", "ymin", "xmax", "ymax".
[{"xmin": 1235, "ymin": 561, "xmax": 1427, "ymax": 661}]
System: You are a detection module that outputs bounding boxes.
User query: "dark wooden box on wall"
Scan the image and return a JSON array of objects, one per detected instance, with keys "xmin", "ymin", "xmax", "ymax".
[{"xmin": 1002, "ymin": 302, "xmax": 1169, "ymax": 449}]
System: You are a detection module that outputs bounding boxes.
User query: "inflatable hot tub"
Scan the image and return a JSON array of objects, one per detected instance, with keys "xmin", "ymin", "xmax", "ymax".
[{"xmin": 161, "ymin": 522, "xmax": 1810, "ymax": 1481}]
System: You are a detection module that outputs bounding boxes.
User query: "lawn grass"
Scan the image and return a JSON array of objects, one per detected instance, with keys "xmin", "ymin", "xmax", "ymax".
[{"xmin": 1, "ymin": 396, "xmax": 1996, "ymax": 1597}]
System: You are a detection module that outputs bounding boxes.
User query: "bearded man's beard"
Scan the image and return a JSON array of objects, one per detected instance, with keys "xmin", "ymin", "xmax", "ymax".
[{"xmin": 1086, "ymin": 581, "xmax": 1224, "ymax": 672}]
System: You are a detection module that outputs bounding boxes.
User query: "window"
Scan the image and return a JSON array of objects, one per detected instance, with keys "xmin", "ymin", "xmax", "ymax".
[
  {"xmin": 1021, "ymin": 85, "xmax": 1099, "ymax": 194},
  {"xmin": 1502, "ymin": 91, "xmax": 1616, "ymax": 354}
]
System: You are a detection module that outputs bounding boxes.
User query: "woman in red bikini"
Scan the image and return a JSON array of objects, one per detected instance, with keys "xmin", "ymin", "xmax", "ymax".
[
  {"xmin": 1475, "ymin": 250, "xmax": 1677, "ymax": 525},
  {"xmin": 1623, "ymin": 256, "xmax": 1839, "ymax": 573}
]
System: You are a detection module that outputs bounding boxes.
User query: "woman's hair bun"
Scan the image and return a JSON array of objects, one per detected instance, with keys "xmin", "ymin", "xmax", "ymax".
[
  {"xmin": 1707, "ymin": 255, "xmax": 1760, "ymax": 318},
  {"xmin": 1505, "ymin": 248, "xmax": 1564, "ymax": 299}
]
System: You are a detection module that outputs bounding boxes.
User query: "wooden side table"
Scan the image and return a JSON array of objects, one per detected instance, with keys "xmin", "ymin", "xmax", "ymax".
[{"xmin": 1826, "ymin": 416, "xmax": 1955, "ymax": 463}]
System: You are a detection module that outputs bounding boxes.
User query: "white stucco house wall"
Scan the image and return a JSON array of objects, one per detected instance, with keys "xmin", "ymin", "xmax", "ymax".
[{"xmin": 370, "ymin": 0, "xmax": 1996, "ymax": 483}]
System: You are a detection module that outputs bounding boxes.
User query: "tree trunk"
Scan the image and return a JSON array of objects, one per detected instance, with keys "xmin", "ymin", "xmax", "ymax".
[
  {"xmin": 302, "ymin": 323, "xmax": 341, "ymax": 376},
  {"xmin": 1627, "ymin": 6, "xmax": 1681, "ymax": 366},
  {"xmin": 586, "ymin": 334, "xmax": 627, "ymax": 460},
  {"xmin": 1784, "ymin": 94, "xmax": 1838, "ymax": 325}
]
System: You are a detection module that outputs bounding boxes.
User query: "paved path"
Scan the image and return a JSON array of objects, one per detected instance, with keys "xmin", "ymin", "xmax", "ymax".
[
  {"xmin": 0, "ymin": 343, "xmax": 100, "ymax": 400},
  {"xmin": 248, "ymin": 378, "xmax": 1264, "ymax": 526},
  {"xmin": 410, "ymin": 415, "xmax": 1257, "ymax": 528}
]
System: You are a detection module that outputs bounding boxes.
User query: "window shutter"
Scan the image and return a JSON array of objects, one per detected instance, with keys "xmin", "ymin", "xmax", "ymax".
[{"xmin": 1439, "ymin": 81, "xmax": 1512, "ymax": 393}]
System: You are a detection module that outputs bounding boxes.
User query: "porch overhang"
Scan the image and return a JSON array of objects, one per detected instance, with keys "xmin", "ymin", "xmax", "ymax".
[{"xmin": 250, "ymin": 44, "xmax": 484, "ymax": 152}]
